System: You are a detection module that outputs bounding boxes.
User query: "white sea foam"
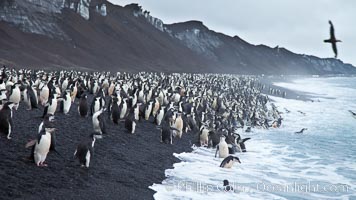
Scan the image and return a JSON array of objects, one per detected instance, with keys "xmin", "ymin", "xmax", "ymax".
[{"xmin": 150, "ymin": 77, "xmax": 356, "ymax": 200}]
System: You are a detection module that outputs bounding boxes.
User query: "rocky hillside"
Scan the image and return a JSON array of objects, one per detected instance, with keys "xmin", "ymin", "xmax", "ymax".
[{"xmin": 0, "ymin": 0, "xmax": 355, "ymax": 74}]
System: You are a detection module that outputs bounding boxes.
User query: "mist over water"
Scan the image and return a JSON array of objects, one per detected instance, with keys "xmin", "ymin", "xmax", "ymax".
[{"xmin": 150, "ymin": 77, "xmax": 356, "ymax": 200}]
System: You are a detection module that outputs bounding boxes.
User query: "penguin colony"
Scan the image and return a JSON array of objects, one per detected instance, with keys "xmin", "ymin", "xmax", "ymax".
[{"xmin": 0, "ymin": 66, "xmax": 283, "ymax": 171}]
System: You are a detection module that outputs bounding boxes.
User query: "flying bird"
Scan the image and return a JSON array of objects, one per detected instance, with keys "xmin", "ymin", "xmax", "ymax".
[{"xmin": 324, "ymin": 20, "xmax": 342, "ymax": 58}]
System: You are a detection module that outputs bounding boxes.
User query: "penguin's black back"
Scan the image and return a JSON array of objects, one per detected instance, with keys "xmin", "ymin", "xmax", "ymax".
[
  {"xmin": 76, "ymin": 143, "xmax": 91, "ymax": 165},
  {"xmin": 125, "ymin": 115, "xmax": 134, "ymax": 132},
  {"xmin": 0, "ymin": 106, "xmax": 11, "ymax": 134},
  {"xmin": 111, "ymin": 101, "xmax": 120, "ymax": 124},
  {"xmin": 27, "ymin": 86, "xmax": 38, "ymax": 108},
  {"xmin": 220, "ymin": 156, "xmax": 234, "ymax": 167},
  {"xmin": 79, "ymin": 95, "xmax": 88, "ymax": 117}
]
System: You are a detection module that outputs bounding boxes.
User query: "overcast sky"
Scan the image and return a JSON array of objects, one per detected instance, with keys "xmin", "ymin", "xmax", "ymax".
[{"xmin": 108, "ymin": 0, "xmax": 355, "ymax": 66}]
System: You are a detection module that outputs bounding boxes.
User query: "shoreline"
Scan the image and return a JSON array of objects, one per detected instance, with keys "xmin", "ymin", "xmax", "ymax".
[
  {"xmin": 0, "ymin": 93, "xmax": 196, "ymax": 200},
  {"xmin": 259, "ymin": 76, "xmax": 314, "ymax": 101},
  {"xmin": 0, "ymin": 75, "xmax": 320, "ymax": 200}
]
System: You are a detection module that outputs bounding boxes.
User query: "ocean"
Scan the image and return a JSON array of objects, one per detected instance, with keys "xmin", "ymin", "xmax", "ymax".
[{"xmin": 150, "ymin": 77, "xmax": 356, "ymax": 200}]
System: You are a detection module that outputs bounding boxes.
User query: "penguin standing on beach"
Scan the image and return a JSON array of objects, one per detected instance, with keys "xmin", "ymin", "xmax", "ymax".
[
  {"xmin": 174, "ymin": 112, "xmax": 184, "ymax": 138},
  {"xmin": 155, "ymin": 106, "xmax": 165, "ymax": 126},
  {"xmin": 133, "ymin": 103, "xmax": 141, "ymax": 121},
  {"xmin": 110, "ymin": 97, "xmax": 120, "ymax": 124},
  {"xmin": 152, "ymin": 98, "xmax": 160, "ymax": 117},
  {"xmin": 24, "ymin": 84, "xmax": 38, "ymax": 110},
  {"xmin": 74, "ymin": 133, "xmax": 98, "ymax": 168},
  {"xmin": 215, "ymin": 135, "xmax": 229, "ymax": 158},
  {"xmin": 125, "ymin": 113, "xmax": 137, "ymax": 134},
  {"xmin": 39, "ymin": 82, "xmax": 49, "ymax": 106},
  {"xmin": 208, "ymin": 130, "xmax": 220, "ymax": 148},
  {"xmin": 119, "ymin": 98, "xmax": 128, "ymax": 119},
  {"xmin": 42, "ymin": 92, "xmax": 59, "ymax": 118},
  {"xmin": 0, "ymin": 102, "xmax": 15, "ymax": 139},
  {"xmin": 160, "ymin": 120, "xmax": 178, "ymax": 144},
  {"xmin": 70, "ymin": 82, "xmax": 78, "ymax": 103},
  {"xmin": 33, "ymin": 128, "xmax": 56, "ymax": 167},
  {"xmin": 92, "ymin": 109, "xmax": 106, "ymax": 135},
  {"xmin": 91, "ymin": 96, "xmax": 102, "ymax": 116},
  {"xmin": 145, "ymin": 101, "xmax": 153, "ymax": 120},
  {"xmin": 78, "ymin": 93, "xmax": 89, "ymax": 117},
  {"xmin": 8, "ymin": 83, "xmax": 21, "ymax": 110},
  {"xmin": 199, "ymin": 125, "xmax": 209, "ymax": 146},
  {"xmin": 59, "ymin": 89, "xmax": 72, "ymax": 114}
]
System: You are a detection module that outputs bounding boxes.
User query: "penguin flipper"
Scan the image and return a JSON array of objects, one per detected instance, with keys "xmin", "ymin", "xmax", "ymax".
[
  {"xmin": 73, "ymin": 149, "xmax": 78, "ymax": 159},
  {"xmin": 215, "ymin": 146, "xmax": 219, "ymax": 158},
  {"xmin": 25, "ymin": 139, "xmax": 37, "ymax": 148},
  {"xmin": 42, "ymin": 105, "xmax": 49, "ymax": 118},
  {"xmin": 241, "ymin": 138, "xmax": 251, "ymax": 143}
]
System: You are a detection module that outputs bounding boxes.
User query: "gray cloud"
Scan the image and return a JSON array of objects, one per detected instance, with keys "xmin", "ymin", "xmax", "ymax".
[{"xmin": 109, "ymin": 0, "xmax": 356, "ymax": 66}]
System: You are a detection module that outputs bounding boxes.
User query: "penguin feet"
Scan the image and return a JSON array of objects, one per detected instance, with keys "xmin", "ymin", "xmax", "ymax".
[{"xmin": 39, "ymin": 163, "xmax": 48, "ymax": 167}]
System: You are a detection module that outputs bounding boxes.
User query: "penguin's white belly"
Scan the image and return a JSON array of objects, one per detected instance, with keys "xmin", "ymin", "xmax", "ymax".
[
  {"xmin": 62, "ymin": 82, "xmax": 68, "ymax": 92},
  {"xmin": 120, "ymin": 106, "xmax": 127, "ymax": 119},
  {"xmin": 9, "ymin": 90, "xmax": 21, "ymax": 103},
  {"xmin": 200, "ymin": 129, "xmax": 209, "ymax": 145},
  {"xmin": 175, "ymin": 118, "xmax": 183, "ymax": 133},
  {"xmin": 145, "ymin": 107, "xmax": 151, "ymax": 120},
  {"xmin": 223, "ymin": 160, "xmax": 234, "ymax": 168},
  {"xmin": 108, "ymin": 86, "xmax": 115, "ymax": 96},
  {"xmin": 34, "ymin": 136, "xmax": 51, "ymax": 164},
  {"xmin": 47, "ymin": 101, "xmax": 57, "ymax": 115},
  {"xmin": 93, "ymin": 118, "xmax": 101, "ymax": 133},
  {"xmin": 40, "ymin": 89, "xmax": 49, "ymax": 104},
  {"xmin": 63, "ymin": 99, "xmax": 71, "ymax": 113},
  {"xmin": 33, "ymin": 89, "xmax": 38, "ymax": 104},
  {"xmin": 134, "ymin": 109, "xmax": 139, "ymax": 120},
  {"xmin": 22, "ymin": 90, "xmax": 28, "ymax": 103},
  {"xmin": 219, "ymin": 143, "xmax": 229, "ymax": 158},
  {"xmin": 173, "ymin": 94, "xmax": 180, "ymax": 103},
  {"xmin": 152, "ymin": 104, "xmax": 159, "ymax": 116},
  {"xmin": 93, "ymin": 85, "xmax": 98, "ymax": 94},
  {"xmin": 132, "ymin": 98, "xmax": 137, "ymax": 108},
  {"xmin": 156, "ymin": 112, "xmax": 164, "ymax": 125},
  {"xmin": 94, "ymin": 103, "xmax": 100, "ymax": 113}
]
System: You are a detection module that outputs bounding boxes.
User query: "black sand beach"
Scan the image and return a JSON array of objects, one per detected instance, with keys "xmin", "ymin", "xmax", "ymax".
[
  {"xmin": 0, "ymin": 94, "xmax": 195, "ymax": 200},
  {"xmin": 0, "ymin": 75, "xmax": 312, "ymax": 200}
]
